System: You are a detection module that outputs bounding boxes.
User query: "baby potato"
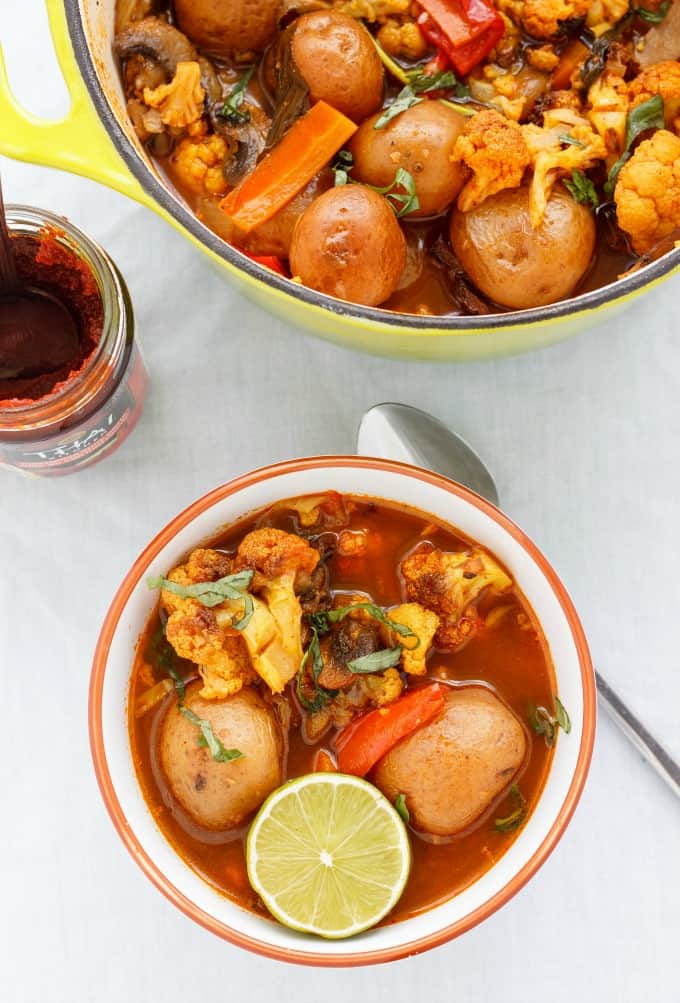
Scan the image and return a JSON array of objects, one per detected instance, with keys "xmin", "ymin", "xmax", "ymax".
[
  {"xmin": 372, "ymin": 686, "xmax": 527, "ymax": 836},
  {"xmin": 349, "ymin": 101, "xmax": 468, "ymax": 217},
  {"xmin": 290, "ymin": 11, "xmax": 384, "ymax": 123},
  {"xmin": 159, "ymin": 684, "xmax": 284, "ymax": 831},
  {"xmin": 450, "ymin": 185, "xmax": 596, "ymax": 309},
  {"xmin": 289, "ymin": 185, "xmax": 407, "ymax": 307},
  {"xmin": 173, "ymin": 0, "xmax": 279, "ymax": 55}
]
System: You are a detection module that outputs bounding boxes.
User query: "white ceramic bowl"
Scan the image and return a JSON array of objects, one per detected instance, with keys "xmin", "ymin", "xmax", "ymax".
[{"xmin": 89, "ymin": 457, "xmax": 596, "ymax": 966}]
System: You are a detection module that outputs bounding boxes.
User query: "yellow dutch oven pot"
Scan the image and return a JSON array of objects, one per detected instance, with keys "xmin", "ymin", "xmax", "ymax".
[{"xmin": 1, "ymin": 0, "xmax": 679, "ymax": 361}]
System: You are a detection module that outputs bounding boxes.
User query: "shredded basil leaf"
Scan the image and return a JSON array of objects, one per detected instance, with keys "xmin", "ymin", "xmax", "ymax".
[
  {"xmin": 147, "ymin": 570, "xmax": 255, "ymax": 629},
  {"xmin": 554, "ymin": 696, "xmax": 572, "ymax": 734},
  {"xmin": 178, "ymin": 706, "xmax": 244, "ymax": 763},
  {"xmin": 494, "ymin": 784, "xmax": 527, "ymax": 833},
  {"xmin": 309, "ymin": 602, "xmax": 418, "ymax": 642},
  {"xmin": 332, "ymin": 149, "xmax": 354, "ymax": 187},
  {"xmin": 605, "ymin": 95, "xmax": 665, "ymax": 194},
  {"xmin": 394, "ymin": 793, "xmax": 410, "ymax": 823},
  {"xmin": 559, "ymin": 133, "xmax": 585, "ymax": 147},
  {"xmin": 564, "ymin": 169, "xmax": 599, "ymax": 208},
  {"xmin": 529, "ymin": 697, "xmax": 571, "ymax": 747},
  {"xmin": 347, "ymin": 646, "xmax": 403, "ymax": 674},
  {"xmin": 218, "ymin": 66, "xmax": 255, "ymax": 123},
  {"xmin": 297, "ymin": 627, "xmax": 337, "ymax": 713},
  {"xmin": 635, "ymin": 1, "xmax": 670, "ymax": 23},
  {"xmin": 374, "ymin": 71, "xmax": 458, "ymax": 130},
  {"xmin": 147, "ymin": 627, "xmax": 186, "ymax": 701},
  {"xmin": 371, "ymin": 167, "xmax": 420, "ymax": 217}
]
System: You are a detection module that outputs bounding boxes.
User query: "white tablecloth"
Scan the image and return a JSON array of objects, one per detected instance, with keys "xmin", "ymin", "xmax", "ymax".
[{"xmin": 1, "ymin": 6, "xmax": 679, "ymax": 1001}]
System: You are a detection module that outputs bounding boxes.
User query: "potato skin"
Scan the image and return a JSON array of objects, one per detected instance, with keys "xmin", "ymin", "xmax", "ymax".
[
  {"xmin": 291, "ymin": 11, "xmax": 384, "ymax": 123},
  {"xmin": 289, "ymin": 185, "xmax": 406, "ymax": 306},
  {"xmin": 159, "ymin": 684, "xmax": 284, "ymax": 831},
  {"xmin": 349, "ymin": 102, "xmax": 468, "ymax": 217},
  {"xmin": 449, "ymin": 185, "xmax": 596, "ymax": 309},
  {"xmin": 372, "ymin": 686, "xmax": 527, "ymax": 837},
  {"xmin": 173, "ymin": 0, "xmax": 279, "ymax": 55}
]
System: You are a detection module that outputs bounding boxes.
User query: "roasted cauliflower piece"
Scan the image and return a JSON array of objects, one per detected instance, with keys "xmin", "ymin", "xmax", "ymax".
[
  {"xmin": 387, "ymin": 603, "xmax": 440, "ymax": 676},
  {"xmin": 170, "ymin": 123, "xmax": 229, "ymax": 197},
  {"xmin": 451, "ymin": 110, "xmax": 531, "ymax": 212},
  {"xmin": 585, "ymin": 0, "xmax": 631, "ymax": 32},
  {"xmin": 587, "ymin": 69, "xmax": 630, "ymax": 160},
  {"xmin": 376, "ymin": 17, "xmax": 427, "ymax": 60},
  {"xmin": 629, "ymin": 61, "xmax": 680, "ymax": 135},
  {"xmin": 523, "ymin": 108, "xmax": 607, "ymax": 225},
  {"xmin": 614, "ymin": 129, "xmax": 680, "ymax": 254},
  {"xmin": 521, "ymin": 0, "xmax": 591, "ymax": 40},
  {"xmin": 401, "ymin": 547, "xmax": 512, "ymax": 650},
  {"xmin": 236, "ymin": 527, "xmax": 320, "ymax": 586},
  {"xmin": 143, "ymin": 60, "xmax": 205, "ymax": 128},
  {"xmin": 161, "ymin": 551, "xmax": 257, "ymax": 699}
]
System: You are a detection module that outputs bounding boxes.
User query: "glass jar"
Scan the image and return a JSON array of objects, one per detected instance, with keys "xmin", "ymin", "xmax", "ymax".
[{"xmin": 0, "ymin": 206, "xmax": 148, "ymax": 476}]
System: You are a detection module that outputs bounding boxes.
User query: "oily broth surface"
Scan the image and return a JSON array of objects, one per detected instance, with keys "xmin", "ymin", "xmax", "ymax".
[{"xmin": 129, "ymin": 495, "xmax": 556, "ymax": 922}]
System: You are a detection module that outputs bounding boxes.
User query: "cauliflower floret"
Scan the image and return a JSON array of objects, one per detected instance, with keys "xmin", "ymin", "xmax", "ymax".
[
  {"xmin": 387, "ymin": 603, "xmax": 440, "ymax": 676},
  {"xmin": 614, "ymin": 129, "xmax": 680, "ymax": 253},
  {"xmin": 161, "ymin": 532, "xmax": 320, "ymax": 697},
  {"xmin": 333, "ymin": 0, "xmax": 411, "ymax": 18},
  {"xmin": 521, "ymin": 0, "xmax": 591, "ymax": 40},
  {"xmin": 526, "ymin": 45, "xmax": 560, "ymax": 72},
  {"xmin": 161, "ymin": 553, "xmax": 257, "ymax": 699},
  {"xmin": 143, "ymin": 60, "xmax": 205, "ymax": 128},
  {"xmin": 170, "ymin": 123, "xmax": 229, "ymax": 197},
  {"xmin": 587, "ymin": 69, "xmax": 630, "ymax": 160},
  {"xmin": 358, "ymin": 667, "xmax": 403, "ymax": 706},
  {"xmin": 585, "ymin": 0, "xmax": 631, "ymax": 33},
  {"xmin": 377, "ymin": 17, "xmax": 427, "ymax": 60},
  {"xmin": 401, "ymin": 547, "xmax": 512, "ymax": 650},
  {"xmin": 629, "ymin": 61, "xmax": 680, "ymax": 135},
  {"xmin": 523, "ymin": 108, "xmax": 607, "ymax": 225},
  {"xmin": 451, "ymin": 110, "xmax": 531, "ymax": 212}
]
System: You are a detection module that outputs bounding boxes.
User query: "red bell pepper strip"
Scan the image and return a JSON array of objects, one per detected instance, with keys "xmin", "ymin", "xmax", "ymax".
[
  {"xmin": 335, "ymin": 683, "xmax": 446, "ymax": 777},
  {"xmin": 417, "ymin": 0, "xmax": 505, "ymax": 76},
  {"xmin": 314, "ymin": 749, "xmax": 338, "ymax": 773},
  {"xmin": 239, "ymin": 251, "xmax": 289, "ymax": 277}
]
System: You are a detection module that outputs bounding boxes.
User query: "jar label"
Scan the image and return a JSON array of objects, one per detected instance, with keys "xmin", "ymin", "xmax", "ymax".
[{"xmin": 0, "ymin": 344, "xmax": 147, "ymax": 476}]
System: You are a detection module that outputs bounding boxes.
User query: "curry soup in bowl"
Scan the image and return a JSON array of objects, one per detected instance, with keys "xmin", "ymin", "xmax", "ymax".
[{"xmin": 90, "ymin": 458, "xmax": 595, "ymax": 965}]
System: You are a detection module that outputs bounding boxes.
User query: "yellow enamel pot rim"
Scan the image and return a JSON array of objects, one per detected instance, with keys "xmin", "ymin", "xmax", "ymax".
[{"xmin": 20, "ymin": 1, "xmax": 680, "ymax": 341}]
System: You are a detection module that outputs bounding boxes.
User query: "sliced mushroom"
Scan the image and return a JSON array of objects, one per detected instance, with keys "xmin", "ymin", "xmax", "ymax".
[
  {"xmin": 114, "ymin": 17, "xmax": 198, "ymax": 78},
  {"xmin": 212, "ymin": 103, "xmax": 271, "ymax": 186}
]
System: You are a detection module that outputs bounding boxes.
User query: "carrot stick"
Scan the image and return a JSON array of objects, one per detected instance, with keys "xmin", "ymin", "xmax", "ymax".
[
  {"xmin": 314, "ymin": 749, "xmax": 338, "ymax": 773},
  {"xmin": 220, "ymin": 101, "xmax": 358, "ymax": 234},
  {"xmin": 335, "ymin": 683, "xmax": 446, "ymax": 777},
  {"xmin": 551, "ymin": 40, "xmax": 589, "ymax": 91}
]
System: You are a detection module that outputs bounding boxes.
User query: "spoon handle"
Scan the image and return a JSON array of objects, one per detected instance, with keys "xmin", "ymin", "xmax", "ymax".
[{"xmin": 595, "ymin": 670, "xmax": 680, "ymax": 798}]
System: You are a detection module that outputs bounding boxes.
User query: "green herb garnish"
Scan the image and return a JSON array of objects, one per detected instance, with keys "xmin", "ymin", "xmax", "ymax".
[
  {"xmin": 605, "ymin": 95, "xmax": 665, "ymax": 194},
  {"xmin": 347, "ymin": 647, "xmax": 403, "ymax": 674},
  {"xmin": 529, "ymin": 697, "xmax": 572, "ymax": 747},
  {"xmin": 332, "ymin": 149, "xmax": 354, "ymax": 187},
  {"xmin": 559, "ymin": 133, "xmax": 586, "ymax": 147},
  {"xmin": 147, "ymin": 570, "xmax": 255, "ymax": 629},
  {"xmin": 564, "ymin": 169, "xmax": 599, "ymax": 208},
  {"xmin": 178, "ymin": 706, "xmax": 244, "ymax": 763},
  {"xmin": 309, "ymin": 602, "xmax": 418, "ymax": 643},
  {"xmin": 635, "ymin": 1, "xmax": 671, "ymax": 23},
  {"xmin": 374, "ymin": 71, "xmax": 458, "ymax": 130},
  {"xmin": 494, "ymin": 784, "xmax": 527, "ymax": 833},
  {"xmin": 297, "ymin": 627, "xmax": 338, "ymax": 713},
  {"xmin": 394, "ymin": 793, "xmax": 410, "ymax": 824},
  {"xmin": 370, "ymin": 168, "xmax": 420, "ymax": 217},
  {"xmin": 218, "ymin": 66, "xmax": 255, "ymax": 124},
  {"xmin": 147, "ymin": 626, "xmax": 186, "ymax": 701}
]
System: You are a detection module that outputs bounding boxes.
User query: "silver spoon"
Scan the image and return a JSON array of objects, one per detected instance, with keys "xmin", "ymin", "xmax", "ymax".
[{"xmin": 357, "ymin": 402, "xmax": 680, "ymax": 800}]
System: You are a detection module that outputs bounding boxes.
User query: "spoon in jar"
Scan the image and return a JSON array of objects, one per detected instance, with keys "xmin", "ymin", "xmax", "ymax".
[
  {"xmin": 0, "ymin": 171, "xmax": 80, "ymax": 380},
  {"xmin": 357, "ymin": 402, "xmax": 680, "ymax": 800}
]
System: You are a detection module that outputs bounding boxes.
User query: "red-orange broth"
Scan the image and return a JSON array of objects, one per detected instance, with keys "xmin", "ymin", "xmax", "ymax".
[{"xmin": 129, "ymin": 495, "xmax": 556, "ymax": 924}]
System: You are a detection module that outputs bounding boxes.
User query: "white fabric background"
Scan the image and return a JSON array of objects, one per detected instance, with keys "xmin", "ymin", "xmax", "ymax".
[{"xmin": 1, "ymin": 5, "xmax": 679, "ymax": 1001}]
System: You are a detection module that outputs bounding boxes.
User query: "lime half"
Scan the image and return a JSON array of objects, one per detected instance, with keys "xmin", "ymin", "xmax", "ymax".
[{"xmin": 246, "ymin": 773, "xmax": 411, "ymax": 939}]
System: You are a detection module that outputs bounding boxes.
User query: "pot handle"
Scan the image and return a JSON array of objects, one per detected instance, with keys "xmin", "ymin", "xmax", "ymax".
[{"xmin": 0, "ymin": 0, "xmax": 157, "ymax": 209}]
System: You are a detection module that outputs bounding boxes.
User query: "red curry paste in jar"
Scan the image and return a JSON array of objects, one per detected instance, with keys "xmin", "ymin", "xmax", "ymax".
[{"xmin": 0, "ymin": 207, "xmax": 148, "ymax": 476}]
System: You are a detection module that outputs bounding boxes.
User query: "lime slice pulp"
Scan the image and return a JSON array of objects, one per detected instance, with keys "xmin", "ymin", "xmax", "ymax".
[{"xmin": 246, "ymin": 773, "xmax": 411, "ymax": 939}]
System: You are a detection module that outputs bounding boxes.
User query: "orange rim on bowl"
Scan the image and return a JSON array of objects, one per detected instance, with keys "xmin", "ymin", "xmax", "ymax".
[{"xmin": 89, "ymin": 456, "xmax": 596, "ymax": 966}]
